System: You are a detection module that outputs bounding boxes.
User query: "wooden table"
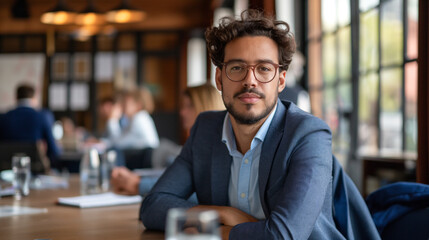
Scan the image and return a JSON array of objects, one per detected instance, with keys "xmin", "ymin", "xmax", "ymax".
[
  {"xmin": 361, "ymin": 152, "xmax": 417, "ymax": 197},
  {"xmin": 0, "ymin": 176, "xmax": 164, "ymax": 240}
]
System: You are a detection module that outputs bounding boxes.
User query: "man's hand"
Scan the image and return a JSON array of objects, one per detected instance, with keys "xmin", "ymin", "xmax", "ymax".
[
  {"xmin": 216, "ymin": 206, "xmax": 258, "ymax": 226},
  {"xmin": 189, "ymin": 205, "xmax": 258, "ymax": 227},
  {"xmin": 220, "ymin": 226, "xmax": 233, "ymax": 240},
  {"xmin": 110, "ymin": 167, "xmax": 140, "ymax": 195},
  {"xmin": 109, "ymin": 103, "xmax": 123, "ymax": 120}
]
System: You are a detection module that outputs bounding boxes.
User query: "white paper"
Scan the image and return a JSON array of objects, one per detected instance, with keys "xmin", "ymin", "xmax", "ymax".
[
  {"xmin": 70, "ymin": 83, "xmax": 89, "ymax": 110},
  {"xmin": 49, "ymin": 83, "xmax": 68, "ymax": 111},
  {"xmin": 51, "ymin": 53, "xmax": 69, "ymax": 81},
  {"xmin": 73, "ymin": 52, "xmax": 91, "ymax": 81},
  {"xmin": 31, "ymin": 175, "xmax": 69, "ymax": 189},
  {"xmin": 0, "ymin": 53, "xmax": 45, "ymax": 111},
  {"xmin": 0, "ymin": 187, "xmax": 14, "ymax": 197},
  {"xmin": 95, "ymin": 52, "xmax": 114, "ymax": 82},
  {"xmin": 115, "ymin": 51, "xmax": 136, "ymax": 89},
  {"xmin": 58, "ymin": 192, "xmax": 142, "ymax": 208},
  {"xmin": 0, "ymin": 206, "xmax": 47, "ymax": 218}
]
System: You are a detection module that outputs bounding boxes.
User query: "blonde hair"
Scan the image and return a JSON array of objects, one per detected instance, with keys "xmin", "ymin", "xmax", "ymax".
[
  {"xmin": 184, "ymin": 84, "xmax": 225, "ymax": 115},
  {"xmin": 139, "ymin": 87, "xmax": 155, "ymax": 114},
  {"xmin": 122, "ymin": 86, "xmax": 155, "ymax": 114}
]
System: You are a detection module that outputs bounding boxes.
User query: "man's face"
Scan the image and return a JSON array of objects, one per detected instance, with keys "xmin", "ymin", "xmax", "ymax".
[{"xmin": 215, "ymin": 36, "xmax": 286, "ymax": 125}]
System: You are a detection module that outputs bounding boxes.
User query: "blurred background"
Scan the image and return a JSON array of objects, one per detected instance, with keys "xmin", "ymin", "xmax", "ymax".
[{"xmin": 0, "ymin": 0, "xmax": 427, "ymax": 196}]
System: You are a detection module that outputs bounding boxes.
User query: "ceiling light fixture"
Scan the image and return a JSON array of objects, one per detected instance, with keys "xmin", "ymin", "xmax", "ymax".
[
  {"xmin": 40, "ymin": 0, "xmax": 77, "ymax": 25},
  {"xmin": 75, "ymin": 0, "xmax": 105, "ymax": 25},
  {"xmin": 105, "ymin": 0, "xmax": 146, "ymax": 24}
]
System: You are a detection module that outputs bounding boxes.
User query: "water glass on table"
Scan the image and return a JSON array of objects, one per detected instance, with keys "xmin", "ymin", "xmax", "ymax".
[
  {"xmin": 166, "ymin": 208, "xmax": 221, "ymax": 240},
  {"xmin": 101, "ymin": 150, "xmax": 117, "ymax": 192},
  {"xmin": 12, "ymin": 154, "xmax": 31, "ymax": 200}
]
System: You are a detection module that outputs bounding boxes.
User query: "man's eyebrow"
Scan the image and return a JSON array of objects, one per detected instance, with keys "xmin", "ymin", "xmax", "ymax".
[
  {"xmin": 225, "ymin": 59, "xmax": 246, "ymax": 63},
  {"xmin": 225, "ymin": 59, "xmax": 277, "ymax": 64}
]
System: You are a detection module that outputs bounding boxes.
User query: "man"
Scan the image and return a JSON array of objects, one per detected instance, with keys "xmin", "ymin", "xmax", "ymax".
[
  {"xmin": 0, "ymin": 84, "xmax": 60, "ymax": 164},
  {"xmin": 140, "ymin": 10, "xmax": 379, "ymax": 239}
]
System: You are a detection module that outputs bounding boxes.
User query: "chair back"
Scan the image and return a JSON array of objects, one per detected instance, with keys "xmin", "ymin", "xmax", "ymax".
[
  {"xmin": 0, "ymin": 141, "xmax": 50, "ymax": 174},
  {"xmin": 123, "ymin": 148, "xmax": 153, "ymax": 170}
]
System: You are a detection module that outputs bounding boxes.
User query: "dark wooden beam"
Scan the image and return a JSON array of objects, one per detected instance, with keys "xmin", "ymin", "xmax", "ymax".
[
  {"xmin": 417, "ymin": 0, "xmax": 429, "ymax": 184},
  {"xmin": 0, "ymin": 0, "xmax": 212, "ymax": 34},
  {"xmin": 248, "ymin": 0, "xmax": 275, "ymax": 16}
]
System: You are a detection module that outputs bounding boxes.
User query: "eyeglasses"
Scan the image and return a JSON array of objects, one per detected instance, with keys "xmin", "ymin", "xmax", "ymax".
[{"xmin": 222, "ymin": 61, "xmax": 283, "ymax": 83}]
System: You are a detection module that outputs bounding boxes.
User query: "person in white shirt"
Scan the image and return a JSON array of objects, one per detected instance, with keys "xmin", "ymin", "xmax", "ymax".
[
  {"xmin": 104, "ymin": 88, "xmax": 159, "ymax": 150},
  {"xmin": 110, "ymin": 84, "xmax": 225, "ymax": 196}
]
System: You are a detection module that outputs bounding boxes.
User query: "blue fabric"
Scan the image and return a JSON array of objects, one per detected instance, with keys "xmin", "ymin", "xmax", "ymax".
[
  {"xmin": 0, "ymin": 106, "xmax": 60, "ymax": 162},
  {"xmin": 140, "ymin": 100, "xmax": 380, "ymax": 240},
  {"xmin": 40, "ymin": 108, "xmax": 55, "ymax": 127},
  {"xmin": 222, "ymin": 105, "xmax": 276, "ymax": 220},
  {"xmin": 139, "ymin": 176, "xmax": 159, "ymax": 196},
  {"xmin": 366, "ymin": 182, "xmax": 429, "ymax": 234},
  {"xmin": 332, "ymin": 156, "xmax": 380, "ymax": 240}
]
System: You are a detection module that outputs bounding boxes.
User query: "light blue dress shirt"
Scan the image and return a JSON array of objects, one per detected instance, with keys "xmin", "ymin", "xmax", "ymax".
[{"xmin": 222, "ymin": 105, "xmax": 277, "ymax": 220}]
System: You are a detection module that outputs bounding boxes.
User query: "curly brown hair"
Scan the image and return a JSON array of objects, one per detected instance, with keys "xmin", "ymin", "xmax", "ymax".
[{"xmin": 205, "ymin": 9, "xmax": 296, "ymax": 72}]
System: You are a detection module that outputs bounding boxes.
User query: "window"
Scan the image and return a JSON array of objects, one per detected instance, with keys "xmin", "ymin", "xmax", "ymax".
[
  {"xmin": 358, "ymin": 0, "xmax": 418, "ymax": 154},
  {"xmin": 307, "ymin": 0, "xmax": 352, "ymax": 165},
  {"xmin": 307, "ymin": 0, "xmax": 418, "ymax": 165}
]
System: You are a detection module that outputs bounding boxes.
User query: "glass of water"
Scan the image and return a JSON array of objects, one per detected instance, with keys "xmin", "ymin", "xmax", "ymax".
[
  {"xmin": 166, "ymin": 208, "xmax": 220, "ymax": 240},
  {"xmin": 101, "ymin": 150, "xmax": 117, "ymax": 192},
  {"xmin": 12, "ymin": 154, "xmax": 31, "ymax": 200}
]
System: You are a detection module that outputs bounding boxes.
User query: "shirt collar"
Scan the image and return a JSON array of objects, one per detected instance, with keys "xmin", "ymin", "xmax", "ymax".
[
  {"xmin": 17, "ymin": 99, "xmax": 33, "ymax": 107},
  {"xmin": 222, "ymin": 103, "xmax": 278, "ymax": 153}
]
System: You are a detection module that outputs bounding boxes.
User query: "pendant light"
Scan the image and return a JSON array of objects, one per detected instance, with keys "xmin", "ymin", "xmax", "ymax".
[
  {"xmin": 75, "ymin": 0, "xmax": 105, "ymax": 25},
  {"xmin": 40, "ymin": 0, "xmax": 77, "ymax": 25},
  {"xmin": 105, "ymin": 0, "xmax": 146, "ymax": 24}
]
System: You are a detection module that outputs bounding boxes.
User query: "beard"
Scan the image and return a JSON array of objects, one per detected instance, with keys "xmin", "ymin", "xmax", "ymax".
[{"xmin": 222, "ymin": 83, "xmax": 278, "ymax": 125}]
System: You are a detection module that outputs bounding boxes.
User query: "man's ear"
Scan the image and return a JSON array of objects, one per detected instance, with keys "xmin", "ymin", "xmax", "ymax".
[
  {"xmin": 278, "ymin": 70, "xmax": 286, "ymax": 92},
  {"xmin": 215, "ymin": 67, "xmax": 223, "ymax": 91}
]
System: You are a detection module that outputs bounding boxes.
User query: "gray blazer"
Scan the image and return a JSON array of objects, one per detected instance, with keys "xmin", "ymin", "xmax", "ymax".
[{"xmin": 140, "ymin": 100, "xmax": 380, "ymax": 239}]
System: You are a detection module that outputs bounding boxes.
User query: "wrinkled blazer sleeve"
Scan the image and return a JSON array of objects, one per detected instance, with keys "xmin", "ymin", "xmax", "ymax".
[
  {"xmin": 139, "ymin": 116, "xmax": 200, "ymax": 230},
  {"xmin": 229, "ymin": 116, "xmax": 333, "ymax": 239}
]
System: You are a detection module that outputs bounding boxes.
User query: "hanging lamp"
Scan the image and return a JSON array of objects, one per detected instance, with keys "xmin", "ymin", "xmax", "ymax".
[
  {"xmin": 105, "ymin": 0, "xmax": 146, "ymax": 23},
  {"xmin": 75, "ymin": 0, "xmax": 105, "ymax": 25},
  {"xmin": 40, "ymin": 0, "xmax": 77, "ymax": 25}
]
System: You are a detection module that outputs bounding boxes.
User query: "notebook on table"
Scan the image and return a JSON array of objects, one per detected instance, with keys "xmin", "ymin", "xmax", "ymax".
[{"xmin": 58, "ymin": 192, "xmax": 142, "ymax": 208}]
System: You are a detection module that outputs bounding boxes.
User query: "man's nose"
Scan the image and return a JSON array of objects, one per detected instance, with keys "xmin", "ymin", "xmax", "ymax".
[{"xmin": 242, "ymin": 67, "xmax": 258, "ymax": 87}]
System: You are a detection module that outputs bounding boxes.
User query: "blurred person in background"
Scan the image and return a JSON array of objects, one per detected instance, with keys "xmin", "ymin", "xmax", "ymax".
[
  {"xmin": 110, "ymin": 83, "xmax": 225, "ymax": 196},
  {"xmin": 181, "ymin": 84, "xmax": 226, "ymax": 138},
  {"xmin": 0, "ymin": 83, "xmax": 61, "ymax": 166},
  {"xmin": 103, "ymin": 87, "xmax": 159, "ymax": 150},
  {"xmin": 98, "ymin": 95, "xmax": 128, "ymax": 138},
  {"xmin": 58, "ymin": 117, "xmax": 86, "ymax": 152}
]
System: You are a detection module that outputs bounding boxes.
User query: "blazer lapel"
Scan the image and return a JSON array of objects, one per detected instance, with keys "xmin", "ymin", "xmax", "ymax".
[
  {"xmin": 211, "ymin": 136, "xmax": 232, "ymax": 206},
  {"xmin": 259, "ymin": 101, "xmax": 287, "ymax": 215}
]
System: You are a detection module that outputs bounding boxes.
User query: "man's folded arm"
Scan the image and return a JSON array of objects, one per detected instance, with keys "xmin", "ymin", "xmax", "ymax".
[
  {"xmin": 140, "ymin": 119, "xmax": 200, "ymax": 230},
  {"xmin": 139, "ymin": 153, "xmax": 199, "ymax": 229}
]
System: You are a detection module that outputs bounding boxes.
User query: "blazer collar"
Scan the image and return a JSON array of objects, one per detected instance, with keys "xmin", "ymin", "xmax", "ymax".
[
  {"xmin": 258, "ymin": 100, "xmax": 287, "ymax": 215},
  {"xmin": 209, "ymin": 101, "xmax": 288, "ymax": 209},
  {"xmin": 211, "ymin": 113, "xmax": 232, "ymax": 206}
]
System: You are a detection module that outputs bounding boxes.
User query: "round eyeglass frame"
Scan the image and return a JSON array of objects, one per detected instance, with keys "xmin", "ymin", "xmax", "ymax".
[{"xmin": 221, "ymin": 61, "xmax": 283, "ymax": 83}]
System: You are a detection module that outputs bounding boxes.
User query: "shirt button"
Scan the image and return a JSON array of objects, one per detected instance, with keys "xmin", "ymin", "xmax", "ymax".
[
  {"xmin": 241, "ymin": 193, "xmax": 246, "ymax": 198},
  {"xmin": 244, "ymin": 159, "xmax": 249, "ymax": 164}
]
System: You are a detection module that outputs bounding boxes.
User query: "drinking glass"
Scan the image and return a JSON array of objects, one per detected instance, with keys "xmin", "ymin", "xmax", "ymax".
[
  {"xmin": 12, "ymin": 154, "xmax": 31, "ymax": 200},
  {"xmin": 166, "ymin": 208, "xmax": 220, "ymax": 240},
  {"xmin": 101, "ymin": 150, "xmax": 117, "ymax": 191}
]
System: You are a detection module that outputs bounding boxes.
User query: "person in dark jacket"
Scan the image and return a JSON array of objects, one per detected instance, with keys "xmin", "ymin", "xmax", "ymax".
[{"xmin": 0, "ymin": 83, "xmax": 60, "ymax": 165}]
